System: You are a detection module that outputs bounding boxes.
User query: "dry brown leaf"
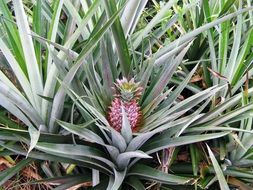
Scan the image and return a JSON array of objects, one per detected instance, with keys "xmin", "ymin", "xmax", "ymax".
[
  {"xmin": 22, "ymin": 167, "xmax": 42, "ymax": 181},
  {"xmin": 0, "ymin": 157, "xmax": 14, "ymax": 170},
  {"xmin": 228, "ymin": 177, "xmax": 252, "ymax": 190},
  {"xmin": 190, "ymin": 75, "xmax": 202, "ymax": 83},
  {"xmin": 66, "ymin": 182, "xmax": 92, "ymax": 190},
  {"xmin": 207, "ymin": 67, "xmax": 228, "ymax": 81}
]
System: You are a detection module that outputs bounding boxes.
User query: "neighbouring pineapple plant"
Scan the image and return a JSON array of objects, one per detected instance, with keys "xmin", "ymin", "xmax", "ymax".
[
  {"xmin": 0, "ymin": 0, "xmax": 253, "ymax": 189},
  {"xmin": 107, "ymin": 77, "xmax": 142, "ymax": 132}
]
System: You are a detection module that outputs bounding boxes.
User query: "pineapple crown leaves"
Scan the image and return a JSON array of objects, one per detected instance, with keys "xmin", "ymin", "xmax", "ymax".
[{"xmin": 114, "ymin": 77, "xmax": 143, "ymax": 102}]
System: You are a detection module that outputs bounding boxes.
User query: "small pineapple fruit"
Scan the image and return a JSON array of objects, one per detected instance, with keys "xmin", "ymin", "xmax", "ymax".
[{"xmin": 107, "ymin": 77, "xmax": 142, "ymax": 132}]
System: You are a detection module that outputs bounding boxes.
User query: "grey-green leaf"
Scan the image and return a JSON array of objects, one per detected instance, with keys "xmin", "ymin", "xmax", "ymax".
[{"xmin": 207, "ymin": 144, "xmax": 230, "ymax": 190}]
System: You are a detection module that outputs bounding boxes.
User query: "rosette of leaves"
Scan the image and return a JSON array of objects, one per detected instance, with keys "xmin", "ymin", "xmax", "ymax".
[{"xmin": 0, "ymin": 0, "xmax": 253, "ymax": 189}]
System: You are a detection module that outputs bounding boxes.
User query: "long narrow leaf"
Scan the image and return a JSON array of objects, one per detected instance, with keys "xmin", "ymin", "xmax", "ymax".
[
  {"xmin": 13, "ymin": 0, "xmax": 43, "ymax": 112},
  {"xmin": 207, "ymin": 145, "xmax": 230, "ymax": 190}
]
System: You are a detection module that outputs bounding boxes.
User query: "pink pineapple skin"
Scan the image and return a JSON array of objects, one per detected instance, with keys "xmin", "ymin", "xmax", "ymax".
[{"xmin": 107, "ymin": 98, "xmax": 142, "ymax": 132}]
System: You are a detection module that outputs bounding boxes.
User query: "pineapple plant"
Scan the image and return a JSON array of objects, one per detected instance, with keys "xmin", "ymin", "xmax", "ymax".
[
  {"xmin": 107, "ymin": 77, "xmax": 142, "ymax": 132},
  {"xmin": 0, "ymin": 0, "xmax": 253, "ymax": 189}
]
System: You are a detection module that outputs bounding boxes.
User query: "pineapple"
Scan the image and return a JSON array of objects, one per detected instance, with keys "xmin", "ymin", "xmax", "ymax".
[{"xmin": 107, "ymin": 77, "xmax": 142, "ymax": 132}]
